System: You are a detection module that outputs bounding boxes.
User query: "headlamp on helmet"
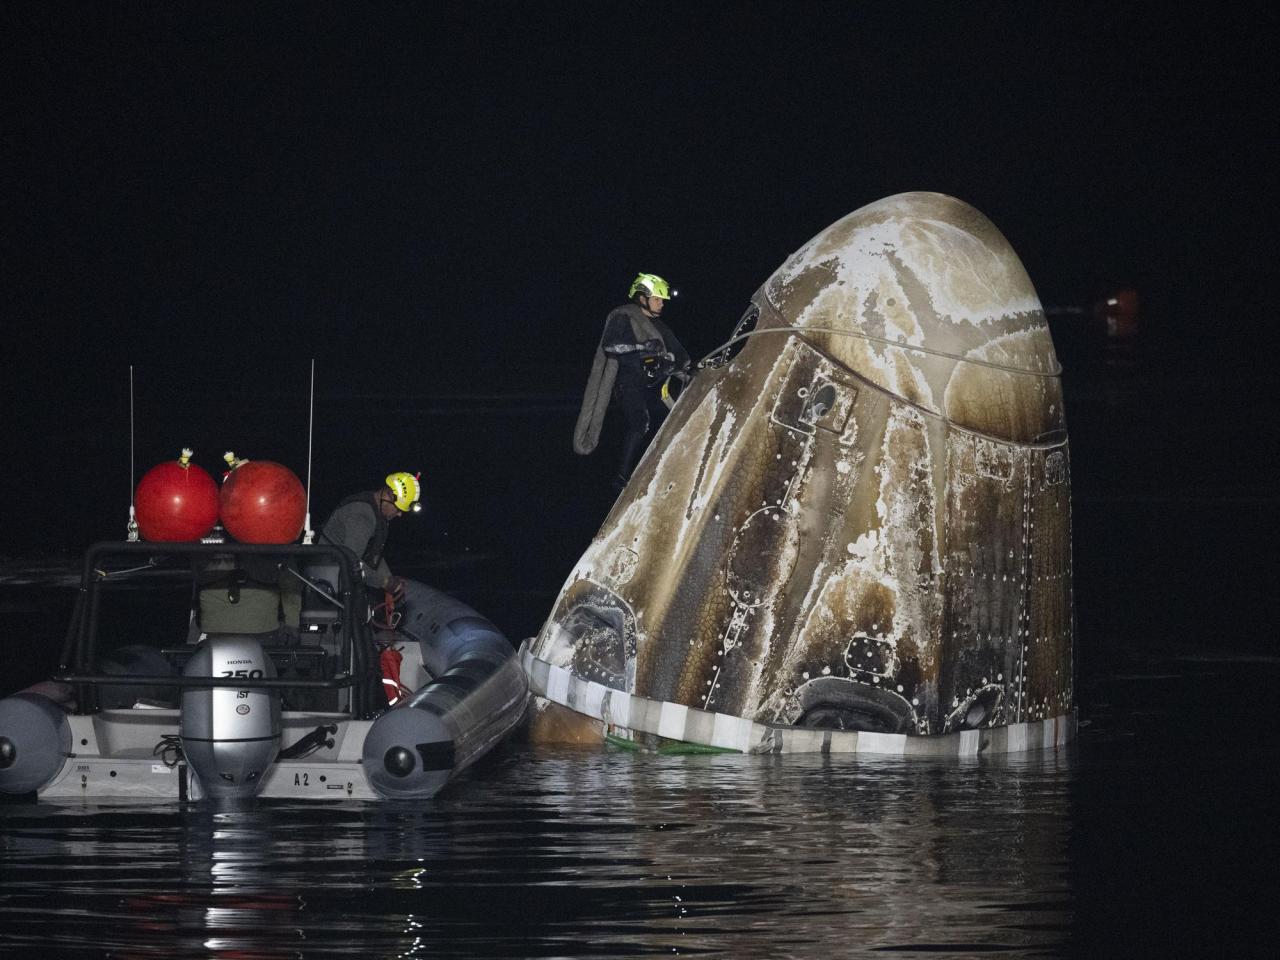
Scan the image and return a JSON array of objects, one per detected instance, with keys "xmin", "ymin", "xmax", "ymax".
[
  {"xmin": 629, "ymin": 272, "xmax": 677, "ymax": 301},
  {"xmin": 385, "ymin": 471, "xmax": 423, "ymax": 513}
]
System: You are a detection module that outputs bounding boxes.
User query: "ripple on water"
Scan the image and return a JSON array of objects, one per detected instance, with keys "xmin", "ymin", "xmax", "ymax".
[{"xmin": 0, "ymin": 745, "xmax": 1075, "ymax": 958}]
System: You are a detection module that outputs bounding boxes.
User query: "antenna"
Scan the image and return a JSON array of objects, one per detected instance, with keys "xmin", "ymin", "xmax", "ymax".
[
  {"xmin": 302, "ymin": 358, "xmax": 316, "ymax": 544},
  {"xmin": 126, "ymin": 365, "xmax": 139, "ymax": 541}
]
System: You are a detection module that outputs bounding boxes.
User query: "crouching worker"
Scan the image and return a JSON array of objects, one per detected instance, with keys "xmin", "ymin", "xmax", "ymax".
[
  {"xmin": 319, "ymin": 472, "xmax": 422, "ymax": 705},
  {"xmin": 318, "ymin": 471, "xmax": 422, "ymax": 605}
]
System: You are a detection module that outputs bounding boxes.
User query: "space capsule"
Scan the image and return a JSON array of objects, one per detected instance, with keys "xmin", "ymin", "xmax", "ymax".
[{"xmin": 525, "ymin": 192, "xmax": 1075, "ymax": 755}]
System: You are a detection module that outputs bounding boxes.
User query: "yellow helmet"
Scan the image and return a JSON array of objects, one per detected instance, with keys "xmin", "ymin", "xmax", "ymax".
[
  {"xmin": 385, "ymin": 472, "xmax": 423, "ymax": 513},
  {"xmin": 628, "ymin": 272, "xmax": 676, "ymax": 300}
]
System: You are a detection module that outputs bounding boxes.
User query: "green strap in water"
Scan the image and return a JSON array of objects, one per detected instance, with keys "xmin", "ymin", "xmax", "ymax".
[{"xmin": 605, "ymin": 732, "xmax": 739, "ymax": 755}]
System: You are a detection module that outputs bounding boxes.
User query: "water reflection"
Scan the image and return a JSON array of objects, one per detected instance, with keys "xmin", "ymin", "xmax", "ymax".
[{"xmin": 0, "ymin": 746, "xmax": 1074, "ymax": 958}]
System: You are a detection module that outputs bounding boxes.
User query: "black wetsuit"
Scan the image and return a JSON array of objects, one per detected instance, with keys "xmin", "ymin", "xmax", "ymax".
[{"xmin": 601, "ymin": 304, "xmax": 690, "ymax": 483}]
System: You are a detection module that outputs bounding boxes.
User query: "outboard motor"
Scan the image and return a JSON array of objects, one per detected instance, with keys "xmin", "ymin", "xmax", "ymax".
[
  {"xmin": 362, "ymin": 581, "xmax": 527, "ymax": 799},
  {"xmin": 180, "ymin": 635, "xmax": 281, "ymax": 800},
  {"xmin": 0, "ymin": 683, "xmax": 73, "ymax": 795}
]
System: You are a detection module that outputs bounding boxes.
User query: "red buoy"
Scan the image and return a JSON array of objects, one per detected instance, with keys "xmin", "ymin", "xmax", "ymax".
[
  {"xmin": 220, "ymin": 460, "xmax": 306, "ymax": 544},
  {"xmin": 135, "ymin": 453, "xmax": 219, "ymax": 542}
]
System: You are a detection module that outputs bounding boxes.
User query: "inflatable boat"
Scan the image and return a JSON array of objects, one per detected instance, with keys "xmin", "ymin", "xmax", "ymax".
[{"xmin": 0, "ymin": 539, "xmax": 527, "ymax": 801}]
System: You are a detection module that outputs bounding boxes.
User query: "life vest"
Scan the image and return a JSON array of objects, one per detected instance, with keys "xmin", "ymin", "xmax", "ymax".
[{"xmin": 323, "ymin": 491, "xmax": 390, "ymax": 570}]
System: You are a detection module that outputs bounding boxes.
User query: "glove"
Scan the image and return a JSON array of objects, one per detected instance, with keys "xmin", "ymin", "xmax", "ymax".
[{"xmin": 640, "ymin": 338, "xmax": 664, "ymax": 356}]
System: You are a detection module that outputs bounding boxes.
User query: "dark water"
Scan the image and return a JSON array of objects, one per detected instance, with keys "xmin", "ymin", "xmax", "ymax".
[
  {"xmin": 2, "ymin": 750, "xmax": 1079, "ymax": 958},
  {"xmin": 1, "ymin": 681, "xmax": 1275, "ymax": 960},
  {"xmin": 3, "ymin": 331, "xmax": 1278, "ymax": 958}
]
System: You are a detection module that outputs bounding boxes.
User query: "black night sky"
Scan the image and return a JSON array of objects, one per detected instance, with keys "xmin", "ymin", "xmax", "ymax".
[
  {"xmin": 2, "ymin": 2, "xmax": 1276, "ymax": 618},
  {"xmin": 5, "ymin": 3, "xmax": 1271, "ymax": 353}
]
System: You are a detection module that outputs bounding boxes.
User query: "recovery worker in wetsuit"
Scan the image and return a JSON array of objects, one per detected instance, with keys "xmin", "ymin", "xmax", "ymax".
[
  {"xmin": 318, "ymin": 472, "xmax": 422, "ymax": 602},
  {"xmin": 573, "ymin": 272, "xmax": 691, "ymax": 488}
]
